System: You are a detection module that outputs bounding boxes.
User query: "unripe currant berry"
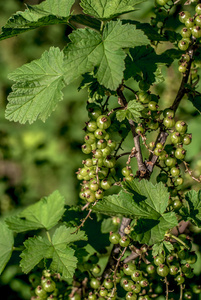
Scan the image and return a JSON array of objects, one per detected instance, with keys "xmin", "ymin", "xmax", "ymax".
[
  {"xmin": 191, "ymin": 26, "xmax": 201, "ymax": 38},
  {"xmin": 170, "ymin": 132, "xmax": 182, "ymax": 144},
  {"xmin": 195, "ymin": 15, "xmax": 201, "ymax": 26},
  {"xmin": 155, "ymin": 0, "xmax": 168, "ymax": 6},
  {"xmin": 163, "ymin": 116, "xmax": 175, "ymax": 128},
  {"xmin": 119, "ymin": 236, "xmax": 130, "ymax": 247},
  {"xmin": 138, "ymin": 91, "xmax": 151, "ymax": 103},
  {"xmin": 96, "ymin": 115, "xmax": 111, "ymax": 130},
  {"xmin": 181, "ymin": 27, "xmax": 191, "ymax": 38},
  {"xmin": 179, "ymin": 11, "xmax": 191, "ymax": 24},
  {"xmin": 185, "ymin": 17, "xmax": 195, "ymax": 28},
  {"xmin": 123, "ymin": 262, "xmax": 136, "ymax": 275},
  {"xmin": 175, "ymin": 120, "xmax": 188, "ymax": 133},
  {"xmin": 175, "ymin": 147, "xmax": 186, "ymax": 160},
  {"xmin": 90, "ymin": 278, "xmax": 101, "ymax": 289},
  {"xmin": 109, "ymin": 232, "xmax": 120, "ymax": 244},
  {"xmin": 178, "ymin": 64, "xmax": 187, "ymax": 73},
  {"xmin": 157, "ymin": 264, "xmax": 169, "ymax": 277},
  {"xmin": 178, "ymin": 39, "xmax": 189, "ymax": 51},
  {"xmin": 196, "ymin": 4, "xmax": 201, "ymax": 15}
]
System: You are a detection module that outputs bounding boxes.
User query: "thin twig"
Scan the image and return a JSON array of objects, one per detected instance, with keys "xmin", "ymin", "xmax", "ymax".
[
  {"xmin": 165, "ymin": 277, "xmax": 169, "ymax": 300},
  {"xmin": 111, "ymin": 246, "xmax": 127, "ymax": 296},
  {"xmin": 183, "ymin": 161, "xmax": 201, "ymax": 183}
]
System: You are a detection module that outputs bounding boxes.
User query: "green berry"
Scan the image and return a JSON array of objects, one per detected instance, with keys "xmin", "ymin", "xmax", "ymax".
[{"xmin": 109, "ymin": 232, "xmax": 120, "ymax": 244}]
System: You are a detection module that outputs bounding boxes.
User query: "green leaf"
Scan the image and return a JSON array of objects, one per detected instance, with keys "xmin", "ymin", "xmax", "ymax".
[
  {"xmin": 64, "ymin": 20, "xmax": 149, "ymax": 90},
  {"xmin": 182, "ymin": 190, "xmax": 201, "ymax": 227},
  {"xmin": 122, "ymin": 20, "xmax": 165, "ymax": 42},
  {"xmin": 93, "ymin": 179, "xmax": 178, "ymax": 245},
  {"xmin": 50, "ymin": 226, "xmax": 84, "ymax": 278},
  {"xmin": 188, "ymin": 95, "xmax": 201, "ymax": 114},
  {"xmin": 6, "ymin": 190, "xmax": 66, "ymax": 232},
  {"xmin": 131, "ymin": 212, "xmax": 178, "ymax": 245},
  {"xmin": 20, "ymin": 226, "xmax": 86, "ymax": 278},
  {"xmin": 80, "ymin": 0, "xmax": 146, "ymax": 20},
  {"xmin": 116, "ymin": 100, "xmax": 144, "ymax": 122},
  {"xmin": 0, "ymin": 0, "xmax": 75, "ymax": 41},
  {"xmin": 124, "ymin": 46, "xmax": 173, "ymax": 84},
  {"xmin": 5, "ymin": 47, "xmax": 65, "ymax": 124},
  {"xmin": 20, "ymin": 236, "xmax": 52, "ymax": 273},
  {"xmin": 152, "ymin": 241, "xmax": 174, "ymax": 257},
  {"xmin": 0, "ymin": 222, "xmax": 14, "ymax": 274},
  {"xmin": 51, "ymin": 225, "xmax": 88, "ymax": 245},
  {"xmin": 70, "ymin": 15, "xmax": 101, "ymax": 31}
]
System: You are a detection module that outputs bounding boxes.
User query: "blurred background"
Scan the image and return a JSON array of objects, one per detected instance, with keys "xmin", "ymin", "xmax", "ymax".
[{"xmin": 0, "ymin": 0, "xmax": 200, "ymax": 299}]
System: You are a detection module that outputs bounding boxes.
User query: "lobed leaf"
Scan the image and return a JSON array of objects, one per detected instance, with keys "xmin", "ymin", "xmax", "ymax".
[
  {"xmin": 5, "ymin": 47, "xmax": 65, "ymax": 124},
  {"xmin": 64, "ymin": 20, "xmax": 149, "ymax": 90},
  {"xmin": 93, "ymin": 179, "xmax": 178, "ymax": 245},
  {"xmin": 80, "ymin": 0, "xmax": 146, "ymax": 20},
  {"xmin": 182, "ymin": 189, "xmax": 201, "ymax": 227},
  {"xmin": 20, "ymin": 225, "xmax": 86, "ymax": 278},
  {"xmin": 6, "ymin": 190, "xmax": 66, "ymax": 232},
  {"xmin": 0, "ymin": 0, "xmax": 75, "ymax": 41}
]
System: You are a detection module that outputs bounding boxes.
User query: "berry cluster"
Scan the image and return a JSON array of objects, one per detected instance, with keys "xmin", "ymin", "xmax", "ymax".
[
  {"xmin": 30, "ymin": 270, "xmax": 60, "ymax": 300},
  {"xmin": 178, "ymin": 4, "xmax": 201, "ymax": 74},
  {"xmin": 77, "ymin": 104, "xmax": 117, "ymax": 203},
  {"xmin": 104, "ymin": 232, "xmax": 200, "ymax": 300}
]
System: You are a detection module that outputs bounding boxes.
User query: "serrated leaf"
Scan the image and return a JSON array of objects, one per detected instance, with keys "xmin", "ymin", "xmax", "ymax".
[
  {"xmin": 6, "ymin": 190, "xmax": 66, "ymax": 232},
  {"xmin": 131, "ymin": 212, "xmax": 178, "ymax": 245},
  {"xmin": 0, "ymin": 0, "xmax": 75, "ymax": 41},
  {"xmin": 0, "ymin": 222, "xmax": 14, "ymax": 274},
  {"xmin": 51, "ymin": 225, "xmax": 87, "ymax": 245},
  {"xmin": 152, "ymin": 241, "xmax": 174, "ymax": 257},
  {"xmin": 93, "ymin": 179, "xmax": 178, "ymax": 245},
  {"xmin": 70, "ymin": 15, "xmax": 101, "ymax": 31},
  {"xmin": 5, "ymin": 47, "xmax": 65, "ymax": 124},
  {"xmin": 116, "ymin": 100, "xmax": 144, "ymax": 122},
  {"xmin": 80, "ymin": 0, "xmax": 146, "ymax": 20},
  {"xmin": 20, "ymin": 236, "xmax": 52, "ymax": 273},
  {"xmin": 182, "ymin": 190, "xmax": 201, "ymax": 227},
  {"xmin": 188, "ymin": 95, "xmax": 201, "ymax": 114},
  {"xmin": 64, "ymin": 20, "xmax": 149, "ymax": 90},
  {"xmin": 50, "ymin": 226, "xmax": 81, "ymax": 278},
  {"xmin": 124, "ymin": 46, "xmax": 173, "ymax": 84},
  {"xmin": 122, "ymin": 20, "xmax": 165, "ymax": 42},
  {"xmin": 20, "ymin": 226, "xmax": 86, "ymax": 277}
]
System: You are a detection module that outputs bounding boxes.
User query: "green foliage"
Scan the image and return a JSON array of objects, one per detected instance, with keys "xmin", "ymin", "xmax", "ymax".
[
  {"xmin": 6, "ymin": 190, "xmax": 65, "ymax": 232},
  {"xmin": 116, "ymin": 100, "xmax": 144, "ymax": 122},
  {"xmin": 0, "ymin": 0, "xmax": 75, "ymax": 41},
  {"xmin": 0, "ymin": 0, "xmax": 201, "ymax": 299},
  {"xmin": 64, "ymin": 20, "xmax": 149, "ymax": 90},
  {"xmin": 80, "ymin": 0, "xmax": 146, "ymax": 20},
  {"xmin": 0, "ymin": 222, "xmax": 14, "ymax": 274}
]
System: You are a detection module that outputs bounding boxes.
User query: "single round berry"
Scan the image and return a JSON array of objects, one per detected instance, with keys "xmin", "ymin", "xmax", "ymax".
[
  {"xmin": 179, "ymin": 11, "xmax": 191, "ymax": 24},
  {"xmin": 123, "ymin": 262, "xmax": 136, "ymax": 275},
  {"xmin": 119, "ymin": 236, "xmax": 130, "ymax": 247},
  {"xmin": 90, "ymin": 278, "xmax": 101, "ymax": 289},
  {"xmin": 191, "ymin": 26, "xmax": 201, "ymax": 38},
  {"xmin": 157, "ymin": 264, "xmax": 169, "ymax": 277},
  {"xmin": 170, "ymin": 167, "xmax": 180, "ymax": 177},
  {"xmin": 175, "ymin": 120, "xmax": 188, "ymax": 134},
  {"xmin": 131, "ymin": 270, "xmax": 143, "ymax": 282},
  {"xmin": 178, "ymin": 39, "xmax": 189, "ymax": 51},
  {"xmin": 138, "ymin": 91, "xmax": 151, "ymax": 103},
  {"xmin": 154, "ymin": 255, "xmax": 165, "ymax": 266},
  {"xmin": 170, "ymin": 132, "xmax": 182, "ymax": 144},
  {"xmin": 97, "ymin": 115, "xmax": 111, "ymax": 130},
  {"xmin": 103, "ymin": 278, "xmax": 114, "ymax": 289},
  {"xmin": 175, "ymin": 147, "xmax": 186, "ymax": 160},
  {"xmin": 101, "ymin": 178, "xmax": 112, "ymax": 190},
  {"xmin": 196, "ymin": 4, "xmax": 201, "ymax": 15},
  {"xmin": 109, "ymin": 232, "xmax": 120, "ymax": 244},
  {"xmin": 175, "ymin": 274, "xmax": 185, "ymax": 285},
  {"xmin": 163, "ymin": 117, "xmax": 175, "ymax": 128},
  {"xmin": 126, "ymin": 292, "xmax": 137, "ymax": 300}
]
